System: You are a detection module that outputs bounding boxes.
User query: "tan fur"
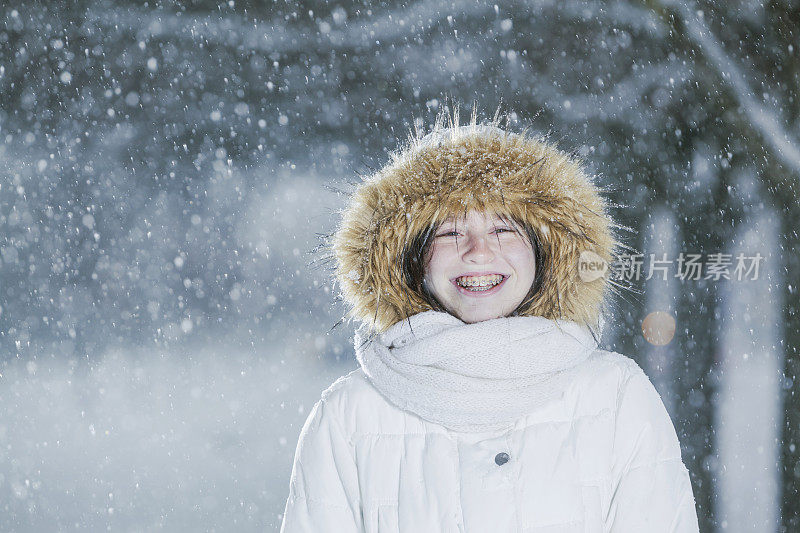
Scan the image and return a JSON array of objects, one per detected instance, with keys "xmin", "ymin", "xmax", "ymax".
[{"xmin": 332, "ymin": 112, "xmax": 623, "ymax": 334}]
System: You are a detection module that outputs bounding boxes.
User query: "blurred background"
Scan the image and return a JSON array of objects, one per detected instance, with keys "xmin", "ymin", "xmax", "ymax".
[{"xmin": 1, "ymin": 0, "xmax": 798, "ymax": 531}]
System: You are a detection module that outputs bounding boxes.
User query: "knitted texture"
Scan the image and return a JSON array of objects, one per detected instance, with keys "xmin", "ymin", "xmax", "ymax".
[{"xmin": 355, "ymin": 310, "xmax": 599, "ymax": 432}]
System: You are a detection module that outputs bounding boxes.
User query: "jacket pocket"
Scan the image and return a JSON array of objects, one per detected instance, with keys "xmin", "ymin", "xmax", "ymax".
[
  {"xmin": 376, "ymin": 504, "xmax": 399, "ymax": 533},
  {"xmin": 523, "ymin": 520, "xmax": 584, "ymax": 532},
  {"xmin": 581, "ymin": 485, "xmax": 603, "ymax": 533},
  {"xmin": 364, "ymin": 503, "xmax": 399, "ymax": 533}
]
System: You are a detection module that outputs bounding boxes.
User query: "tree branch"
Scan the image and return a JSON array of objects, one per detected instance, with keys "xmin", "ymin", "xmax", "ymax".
[{"xmin": 658, "ymin": 0, "xmax": 800, "ymax": 174}]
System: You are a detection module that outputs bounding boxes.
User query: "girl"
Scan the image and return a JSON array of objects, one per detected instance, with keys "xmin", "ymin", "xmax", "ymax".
[{"xmin": 280, "ymin": 112, "xmax": 700, "ymax": 532}]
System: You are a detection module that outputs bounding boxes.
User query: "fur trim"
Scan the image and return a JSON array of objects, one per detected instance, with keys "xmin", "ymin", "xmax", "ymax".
[{"xmin": 333, "ymin": 113, "xmax": 624, "ymax": 334}]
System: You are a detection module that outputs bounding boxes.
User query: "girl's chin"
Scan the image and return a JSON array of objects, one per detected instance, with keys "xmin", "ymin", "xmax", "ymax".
[{"xmin": 453, "ymin": 306, "xmax": 509, "ymax": 323}]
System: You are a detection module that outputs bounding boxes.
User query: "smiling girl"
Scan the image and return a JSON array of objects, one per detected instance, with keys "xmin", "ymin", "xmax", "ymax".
[
  {"xmin": 280, "ymin": 112, "xmax": 700, "ymax": 532},
  {"xmin": 420, "ymin": 210, "xmax": 539, "ymax": 324}
]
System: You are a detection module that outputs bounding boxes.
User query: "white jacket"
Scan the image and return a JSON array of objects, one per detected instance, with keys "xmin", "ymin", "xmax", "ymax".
[{"xmin": 280, "ymin": 349, "xmax": 700, "ymax": 532}]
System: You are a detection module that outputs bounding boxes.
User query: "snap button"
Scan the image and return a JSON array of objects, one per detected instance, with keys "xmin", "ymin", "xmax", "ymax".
[{"xmin": 494, "ymin": 452, "xmax": 510, "ymax": 466}]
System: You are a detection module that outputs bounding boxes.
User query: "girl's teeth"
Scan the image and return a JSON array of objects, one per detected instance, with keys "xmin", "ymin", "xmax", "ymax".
[{"xmin": 457, "ymin": 275, "xmax": 503, "ymax": 288}]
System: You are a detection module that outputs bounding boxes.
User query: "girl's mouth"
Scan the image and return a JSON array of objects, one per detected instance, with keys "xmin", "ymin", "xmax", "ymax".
[{"xmin": 453, "ymin": 274, "xmax": 507, "ymax": 296}]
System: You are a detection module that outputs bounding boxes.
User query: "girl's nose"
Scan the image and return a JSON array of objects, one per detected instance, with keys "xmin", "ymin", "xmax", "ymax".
[{"xmin": 462, "ymin": 234, "xmax": 495, "ymax": 263}]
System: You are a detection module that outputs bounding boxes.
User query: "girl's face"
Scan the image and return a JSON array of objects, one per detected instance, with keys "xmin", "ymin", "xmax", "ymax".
[{"xmin": 423, "ymin": 210, "xmax": 536, "ymax": 324}]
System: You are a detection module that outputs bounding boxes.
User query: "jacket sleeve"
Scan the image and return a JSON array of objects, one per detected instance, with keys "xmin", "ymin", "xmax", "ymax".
[
  {"xmin": 606, "ymin": 364, "xmax": 700, "ymax": 532},
  {"xmin": 280, "ymin": 396, "xmax": 363, "ymax": 533}
]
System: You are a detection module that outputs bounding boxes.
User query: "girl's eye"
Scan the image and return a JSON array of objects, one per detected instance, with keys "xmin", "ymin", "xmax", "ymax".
[
  {"xmin": 494, "ymin": 227, "xmax": 515, "ymax": 234},
  {"xmin": 436, "ymin": 231, "xmax": 460, "ymax": 237}
]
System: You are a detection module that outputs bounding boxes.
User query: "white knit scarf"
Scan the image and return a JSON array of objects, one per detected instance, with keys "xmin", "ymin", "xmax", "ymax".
[{"xmin": 355, "ymin": 310, "xmax": 599, "ymax": 433}]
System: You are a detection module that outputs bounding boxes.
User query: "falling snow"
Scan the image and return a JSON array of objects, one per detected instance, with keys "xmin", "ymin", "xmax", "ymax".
[{"xmin": 0, "ymin": 1, "xmax": 798, "ymax": 531}]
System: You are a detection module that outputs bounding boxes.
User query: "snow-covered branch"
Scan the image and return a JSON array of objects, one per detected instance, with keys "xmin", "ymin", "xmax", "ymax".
[
  {"xmin": 81, "ymin": 0, "xmax": 661, "ymax": 56},
  {"xmin": 532, "ymin": 57, "xmax": 691, "ymax": 124},
  {"xmin": 659, "ymin": 0, "xmax": 800, "ymax": 174}
]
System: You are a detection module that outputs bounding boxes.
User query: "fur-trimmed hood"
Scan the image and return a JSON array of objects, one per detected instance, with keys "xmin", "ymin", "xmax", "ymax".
[{"xmin": 332, "ymin": 114, "xmax": 624, "ymax": 335}]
